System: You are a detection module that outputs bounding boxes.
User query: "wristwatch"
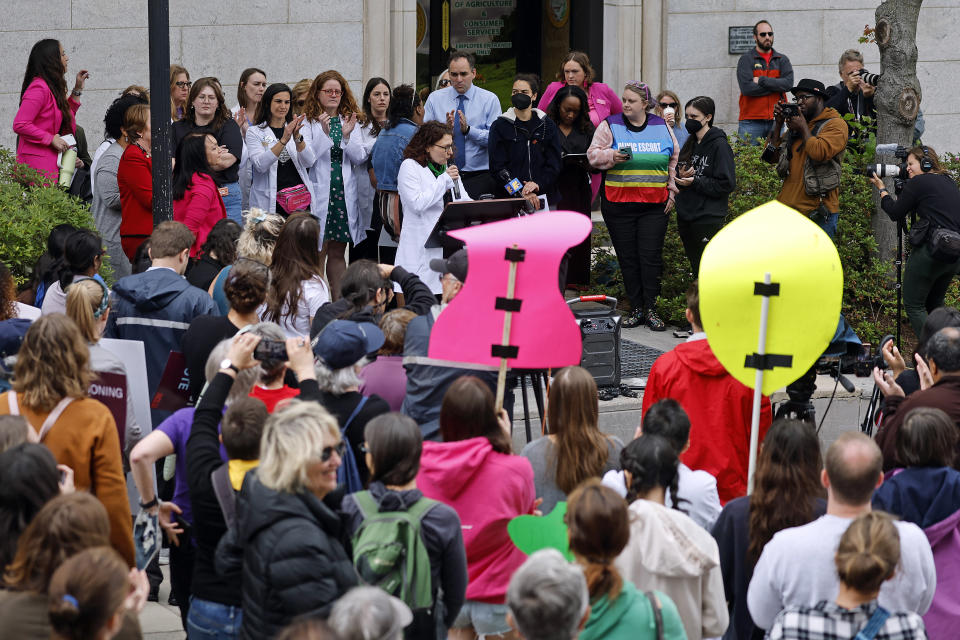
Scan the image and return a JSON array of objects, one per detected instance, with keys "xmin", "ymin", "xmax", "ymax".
[
  {"xmin": 219, "ymin": 358, "xmax": 239, "ymax": 373},
  {"xmin": 71, "ymin": 89, "xmax": 82, "ymax": 97},
  {"xmin": 139, "ymin": 497, "xmax": 158, "ymax": 509}
]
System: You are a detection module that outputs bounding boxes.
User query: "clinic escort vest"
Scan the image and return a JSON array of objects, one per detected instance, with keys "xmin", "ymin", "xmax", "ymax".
[{"xmin": 604, "ymin": 113, "xmax": 674, "ymax": 204}]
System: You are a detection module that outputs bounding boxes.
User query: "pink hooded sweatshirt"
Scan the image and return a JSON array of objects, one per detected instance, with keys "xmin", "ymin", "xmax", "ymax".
[{"xmin": 417, "ymin": 436, "xmax": 536, "ymax": 603}]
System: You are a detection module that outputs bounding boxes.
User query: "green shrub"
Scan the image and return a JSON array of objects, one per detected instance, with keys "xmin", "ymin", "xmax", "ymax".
[
  {"xmin": 591, "ymin": 127, "xmax": 911, "ymax": 344},
  {"xmin": 0, "ymin": 147, "xmax": 111, "ymax": 288}
]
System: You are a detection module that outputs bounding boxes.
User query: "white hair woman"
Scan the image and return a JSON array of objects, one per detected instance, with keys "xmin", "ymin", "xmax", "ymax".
[{"xmin": 215, "ymin": 388, "xmax": 358, "ymax": 639}]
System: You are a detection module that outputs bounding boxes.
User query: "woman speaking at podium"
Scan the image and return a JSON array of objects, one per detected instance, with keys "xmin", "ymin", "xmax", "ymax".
[{"xmin": 397, "ymin": 121, "xmax": 471, "ymax": 295}]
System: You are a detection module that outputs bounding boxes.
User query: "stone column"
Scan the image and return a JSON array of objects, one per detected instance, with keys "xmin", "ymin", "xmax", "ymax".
[{"xmin": 364, "ymin": 0, "xmax": 418, "ymax": 85}]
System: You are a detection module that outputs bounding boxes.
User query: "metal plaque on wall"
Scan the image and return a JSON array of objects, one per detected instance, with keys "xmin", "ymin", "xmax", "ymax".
[{"xmin": 729, "ymin": 26, "xmax": 755, "ymax": 55}]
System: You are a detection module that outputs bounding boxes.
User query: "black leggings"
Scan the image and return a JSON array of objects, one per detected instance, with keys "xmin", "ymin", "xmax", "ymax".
[{"xmin": 601, "ymin": 200, "xmax": 668, "ymax": 313}]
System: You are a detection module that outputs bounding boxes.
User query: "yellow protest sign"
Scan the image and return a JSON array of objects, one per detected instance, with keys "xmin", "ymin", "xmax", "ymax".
[{"xmin": 699, "ymin": 201, "xmax": 842, "ymax": 395}]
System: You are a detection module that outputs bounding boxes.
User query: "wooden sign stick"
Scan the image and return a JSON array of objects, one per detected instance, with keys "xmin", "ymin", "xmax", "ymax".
[{"xmin": 495, "ymin": 243, "xmax": 520, "ymax": 412}]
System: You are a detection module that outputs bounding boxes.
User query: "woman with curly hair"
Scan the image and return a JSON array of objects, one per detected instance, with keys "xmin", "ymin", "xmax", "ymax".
[
  {"xmin": 186, "ymin": 217, "xmax": 241, "ymax": 292},
  {"xmin": 396, "ymin": 121, "xmax": 472, "ymax": 294},
  {"xmin": 616, "ymin": 434, "xmax": 728, "ymax": 640},
  {"xmin": 261, "ymin": 213, "xmax": 329, "ymax": 337},
  {"xmin": 520, "ymin": 366, "xmax": 622, "ymax": 515},
  {"xmin": 710, "ymin": 419, "xmax": 824, "ymax": 640},
  {"xmin": 303, "ymin": 70, "xmax": 365, "ymax": 299},
  {"xmin": 0, "ymin": 315, "xmax": 133, "ymax": 566},
  {"xmin": 207, "ymin": 210, "xmax": 283, "ymax": 314}
]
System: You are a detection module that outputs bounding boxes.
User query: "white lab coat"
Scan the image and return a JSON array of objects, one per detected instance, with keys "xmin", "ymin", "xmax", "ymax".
[
  {"xmin": 396, "ymin": 159, "xmax": 472, "ymax": 294},
  {"xmin": 302, "ymin": 118, "xmax": 367, "ymax": 244},
  {"xmin": 352, "ymin": 122, "xmax": 377, "ymax": 231},
  {"xmin": 231, "ymin": 104, "xmax": 253, "ymax": 211},
  {"xmin": 245, "ymin": 123, "xmax": 317, "ymax": 215}
]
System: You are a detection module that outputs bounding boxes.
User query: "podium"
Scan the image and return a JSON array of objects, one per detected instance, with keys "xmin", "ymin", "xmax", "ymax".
[{"xmin": 426, "ymin": 198, "xmax": 531, "ymax": 255}]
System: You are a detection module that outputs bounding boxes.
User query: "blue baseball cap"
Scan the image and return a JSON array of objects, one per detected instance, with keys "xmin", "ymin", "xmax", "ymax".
[{"xmin": 312, "ymin": 320, "xmax": 385, "ymax": 369}]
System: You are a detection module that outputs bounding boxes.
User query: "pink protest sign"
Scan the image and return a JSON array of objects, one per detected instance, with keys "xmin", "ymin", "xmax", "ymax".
[{"xmin": 428, "ymin": 210, "xmax": 591, "ymax": 368}]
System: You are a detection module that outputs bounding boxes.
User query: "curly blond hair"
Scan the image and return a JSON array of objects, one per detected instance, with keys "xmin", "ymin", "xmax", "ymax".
[
  {"xmin": 236, "ymin": 209, "xmax": 284, "ymax": 266},
  {"xmin": 13, "ymin": 315, "xmax": 93, "ymax": 412}
]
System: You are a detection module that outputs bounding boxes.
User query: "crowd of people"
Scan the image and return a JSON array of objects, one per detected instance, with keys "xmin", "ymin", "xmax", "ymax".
[{"xmin": 1, "ymin": 21, "xmax": 959, "ymax": 640}]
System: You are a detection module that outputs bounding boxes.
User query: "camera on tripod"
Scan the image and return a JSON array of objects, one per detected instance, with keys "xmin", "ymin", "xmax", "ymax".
[
  {"xmin": 856, "ymin": 69, "xmax": 882, "ymax": 87},
  {"xmin": 864, "ymin": 144, "xmax": 910, "ymax": 193}
]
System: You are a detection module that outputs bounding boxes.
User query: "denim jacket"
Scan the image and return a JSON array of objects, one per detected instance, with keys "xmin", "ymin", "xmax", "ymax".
[{"xmin": 371, "ymin": 118, "xmax": 418, "ymax": 192}]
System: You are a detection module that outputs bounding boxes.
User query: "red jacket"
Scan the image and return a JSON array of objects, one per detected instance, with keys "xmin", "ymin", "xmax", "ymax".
[
  {"xmin": 736, "ymin": 48, "xmax": 794, "ymax": 121},
  {"xmin": 117, "ymin": 144, "xmax": 153, "ymax": 260},
  {"xmin": 173, "ymin": 172, "xmax": 226, "ymax": 257},
  {"xmin": 642, "ymin": 338, "xmax": 772, "ymax": 503}
]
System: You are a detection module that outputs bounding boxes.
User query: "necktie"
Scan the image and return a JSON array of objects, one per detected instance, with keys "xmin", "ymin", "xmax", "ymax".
[{"xmin": 453, "ymin": 93, "xmax": 467, "ymax": 170}]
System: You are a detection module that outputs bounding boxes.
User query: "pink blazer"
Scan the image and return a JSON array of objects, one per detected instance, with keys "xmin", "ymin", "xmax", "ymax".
[
  {"xmin": 538, "ymin": 80, "xmax": 623, "ymax": 128},
  {"xmin": 13, "ymin": 77, "xmax": 79, "ymax": 181},
  {"xmin": 173, "ymin": 172, "xmax": 226, "ymax": 257}
]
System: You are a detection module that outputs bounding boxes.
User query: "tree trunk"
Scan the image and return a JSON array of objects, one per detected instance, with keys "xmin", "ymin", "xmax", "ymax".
[{"xmin": 873, "ymin": 0, "xmax": 923, "ymax": 262}]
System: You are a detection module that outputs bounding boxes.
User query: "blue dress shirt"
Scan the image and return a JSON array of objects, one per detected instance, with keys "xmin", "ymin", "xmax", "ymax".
[{"xmin": 423, "ymin": 84, "xmax": 502, "ymax": 172}]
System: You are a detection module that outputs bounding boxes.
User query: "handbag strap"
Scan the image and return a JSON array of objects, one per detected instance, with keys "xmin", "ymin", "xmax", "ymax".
[
  {"xmin": 9, "ymin": 393, "xmax": 75, "ymax": 443},
  {"xmin": 854, "ymin": 606, "xmax": 890, "ymax": 640},
  {"xmin": 342, "ymin": 396, "xmax": 368, "ymax": 435},
  {"xmin": 645, "ymin": 591, "xmax": 664, "ymax": 640}
]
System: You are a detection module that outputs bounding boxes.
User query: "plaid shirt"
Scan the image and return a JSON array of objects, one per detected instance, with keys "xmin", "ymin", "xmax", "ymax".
[{"xmin": 766, "ymin": 601, "xmax": 927, "ymax": 640}]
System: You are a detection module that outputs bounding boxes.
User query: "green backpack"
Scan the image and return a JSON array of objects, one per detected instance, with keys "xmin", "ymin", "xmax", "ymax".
[{"xmin": 351, "ymin": 491, "xmax": 437, "ymax": 610}]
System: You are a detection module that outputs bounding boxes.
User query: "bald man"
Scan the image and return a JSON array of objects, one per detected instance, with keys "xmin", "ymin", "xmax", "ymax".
[{"xmin": 747, "ymin": 432, "xmax": 936, "ymax": 630}]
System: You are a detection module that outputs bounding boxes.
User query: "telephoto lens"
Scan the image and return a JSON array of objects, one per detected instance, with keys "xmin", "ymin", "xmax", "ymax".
[
  {"xmin": 857, "ymin": 69, "xmax": 882, "ymax": 86},
  {"xmin": 865, "ymin": 164, "xmax": 902, "ymax": 178}
]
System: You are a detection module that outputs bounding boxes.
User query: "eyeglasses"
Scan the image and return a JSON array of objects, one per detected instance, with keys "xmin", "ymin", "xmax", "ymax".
[
  {"xmin": 321, "ymin": 441, "xmax": 347, "ymax": 462},
  {"xmin": 432, "ymin": 143, "xmax": 454, "ymax": 152},
  {"xmin": 296, "ymin": 100, "xmax": 306, "ymax": 107},
  {"xmin": 757, "ymin": 31, "xmax": 774, "ymax": 37},
  {"xmin": 795, "ymin": 94, "xmax": 817, "ymax": 103},
  {"xmin": 320, "ymin": 89, "xmax": 342, "ymax": 97},
  {"xmin": 658, "ymin": 102, "xmax": 677, "ymax": 109},
  {"xmin": 175, "ymin": 81, "xmax": 192, "ymax": 88}
]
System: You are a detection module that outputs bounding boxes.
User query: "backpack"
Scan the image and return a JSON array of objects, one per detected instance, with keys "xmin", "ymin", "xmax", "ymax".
[
  {"xmin": 337, "ymin": 396, "xmax": 368, "ymax": 494},
  {"xmin": 350, "ymin": 490, "xmax": 437, "ymax": 611}
]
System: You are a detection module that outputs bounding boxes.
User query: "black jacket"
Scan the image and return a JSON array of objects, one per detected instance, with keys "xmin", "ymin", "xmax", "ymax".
[
  {"xmin": 187, "ymin": 372, "xmax": 326, "ymax": 607},
  {"xmin": 487, "ymin": 108, "xmax": 563, "ymax": 204},
  {"xmin": 310, "ymin": 265, "xmax": 436, "ymax": 339},
  {"xmin": 825, "ymin": 81, "xmax": 876, "ymax": 125},
  {"xmin": 342, "ymin": 482, "xmax": 468, "ymax": 633},
  {"xmin": 675, "ymin": 126, "xmax": 736, "ymax": 223},
  {"xmin": 215, "ymin": 469, "xmax": 358, "ymax": 639}
]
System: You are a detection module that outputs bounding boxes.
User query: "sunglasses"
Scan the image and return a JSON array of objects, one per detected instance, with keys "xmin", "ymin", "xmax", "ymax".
[
  {"xmin": 321, "ymin": 441, "xmax": 347, "ymax": 462},
  {"xmin": 175, "ymin": 81, "xmax": 192, "ymax": 88},
  {"xmin": 658, "ymin": 102, "xmax": 677, "ymax": 109},
  {"xmin": 757, "ymin": 31, "xmax": 773, "ymax": 37}
]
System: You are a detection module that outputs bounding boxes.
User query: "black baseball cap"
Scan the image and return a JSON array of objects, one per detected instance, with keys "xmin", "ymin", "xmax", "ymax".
[{"xmin": 429, "ymin": 248, "xmax": 468, "ymax": 282}]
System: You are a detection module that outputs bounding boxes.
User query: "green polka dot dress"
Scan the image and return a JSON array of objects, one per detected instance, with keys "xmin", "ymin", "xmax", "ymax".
[{"xmin": 324, "ymin": 116, "xmax": 351, "ymax": 243}]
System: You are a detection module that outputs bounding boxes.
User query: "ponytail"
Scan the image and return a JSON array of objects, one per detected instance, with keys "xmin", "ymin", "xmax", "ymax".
[
  {"xmin": 835, "ymin": 512, "xmax": 900, "ymax": 595},
  {"xmin": 566, "ymin": 480, "xmax": 629, "ymax": 600},
  {"xmin": 619, "ymin": 434, "xmax": 683, "ymax": 512},
  {"xmin": 65, "ymin": 279, "xmax": 109, "ymax": 343}
]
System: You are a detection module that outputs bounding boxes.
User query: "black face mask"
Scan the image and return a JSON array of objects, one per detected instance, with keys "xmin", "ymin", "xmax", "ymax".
[
  {"xmin": 511, "ymin": 93, "xmax": 532, "ymax": 110},
  {"xmin": 685, "ymin": 119, "xmax": 704, "ymax": 134}
]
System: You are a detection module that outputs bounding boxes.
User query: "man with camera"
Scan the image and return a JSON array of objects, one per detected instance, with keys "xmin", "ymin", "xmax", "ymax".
[
  {"xmin": 825, "ymin": 50, "xmax": 876, "ymax": 141},
  {"xmin": 736, "ymin": 20, "xmax": 794, "ymax": 145},
  {"xmin": 762, "ymin": 79, "xmax": 848, "ymax": 239}
]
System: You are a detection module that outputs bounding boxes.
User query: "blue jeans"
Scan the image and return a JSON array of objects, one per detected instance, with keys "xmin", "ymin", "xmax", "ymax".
[
  {"xmin": 738, "ymin": 119, "xmax": 774, "ymax": 145},
  {"xmin": 221, "ymin": 181, "xmax": 242, "ymax": 225},
  {"xmin": 817, "ymin": 212, "xmax": 839, "ymax": 240},
  {"xmin": 186, "ymin": 597, "xmax": 242, "ymax": 639}
]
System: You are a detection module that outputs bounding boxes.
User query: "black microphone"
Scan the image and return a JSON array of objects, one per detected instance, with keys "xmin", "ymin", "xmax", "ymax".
[
  {"xmin": 452, "ymin": 176, "xmax": 461, "ymax": 199},
  {"xmin": 497, "ymin": 169, "xmax": 523, "ymax": 196}
]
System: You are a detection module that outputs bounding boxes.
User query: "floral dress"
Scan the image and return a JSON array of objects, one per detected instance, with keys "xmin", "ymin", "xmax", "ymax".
[{"xmin": 325, "ymin": 116, "xmax": 351, "ymax": 242}]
